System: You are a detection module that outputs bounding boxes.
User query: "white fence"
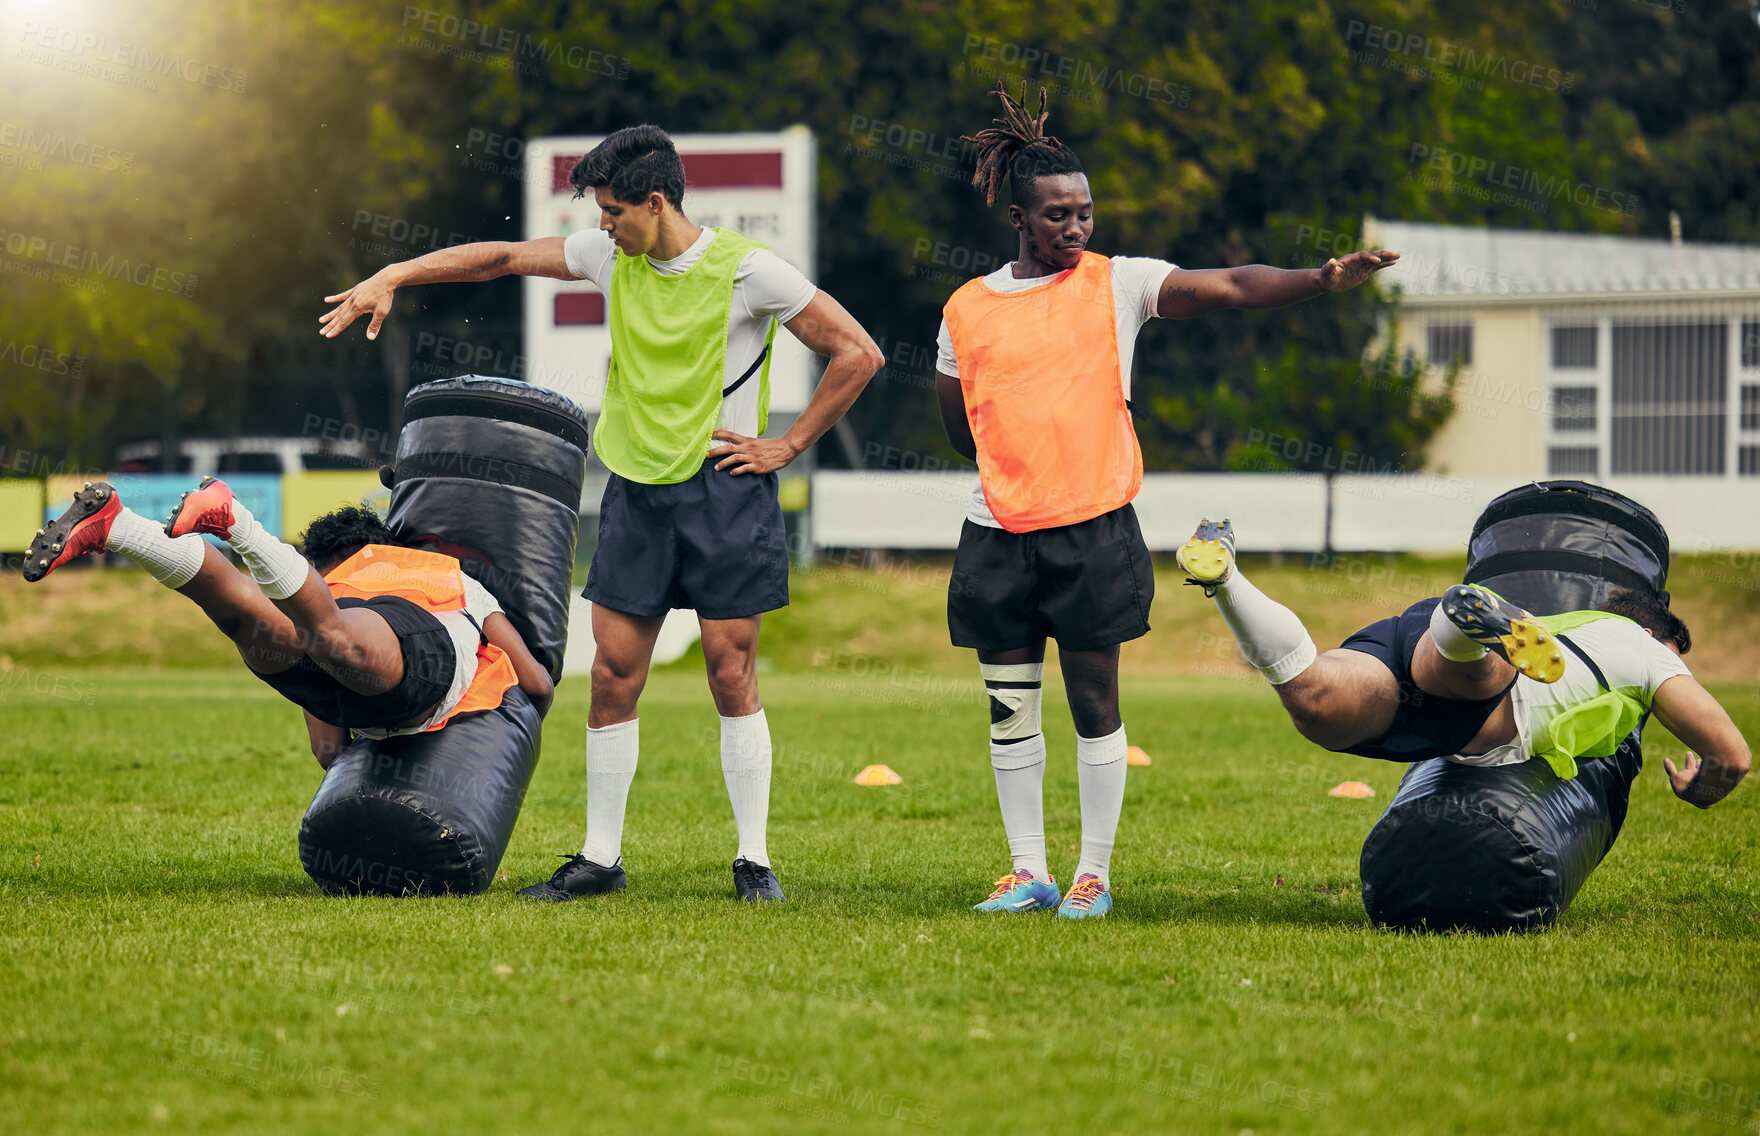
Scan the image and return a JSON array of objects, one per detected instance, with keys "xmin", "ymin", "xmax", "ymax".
[{"xmin": 808, "ymin": 471, "xmax": 1760, "ymax": 554}]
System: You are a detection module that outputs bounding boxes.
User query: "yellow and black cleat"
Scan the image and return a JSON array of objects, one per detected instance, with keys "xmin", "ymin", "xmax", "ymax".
[
  {"xmin": 1177, "ymin": 517, "xmax": 1236, "ymax": 598},
  {"xmin": 1440, "ymin": 584, "xmax": 1566, "ymax": 683}
]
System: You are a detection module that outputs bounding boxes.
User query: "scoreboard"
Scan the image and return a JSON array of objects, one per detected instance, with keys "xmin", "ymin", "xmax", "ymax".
[{"xmin": 521, "ymin": 127, "xmax": 818, "ymax": 415}]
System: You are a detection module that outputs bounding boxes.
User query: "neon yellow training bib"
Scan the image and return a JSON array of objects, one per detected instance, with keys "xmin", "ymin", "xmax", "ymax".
[
  {"xmin": 1528, "ymin": 610, "xmax": 1648, "ymax": 779},
  {"xmin": 596, "ymin": 227, "xmax": 778, "ymax": 485}
]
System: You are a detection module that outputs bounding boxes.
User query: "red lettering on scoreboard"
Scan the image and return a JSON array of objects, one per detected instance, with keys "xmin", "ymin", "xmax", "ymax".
[
  {"xmin": 554, "ymin": 291, "xmax": 606, "ymax": 325},
  {"xmin": 550, "ymin": 151, "xmax": 785, "ymax": 195}
]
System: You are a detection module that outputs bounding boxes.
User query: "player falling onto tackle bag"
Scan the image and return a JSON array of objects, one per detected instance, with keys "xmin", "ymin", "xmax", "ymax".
[
  {"xmin": 1177, "ymin": 520, "xmax": 1751, "ymax": 805},
  {"xmin": 23, "ymin": 480, "xmax": 554, "ymax": 764},
  {"xmin": 935, "ymin": 83, "xmax": 1398, "ymax": 918},
  {"xmin": 319, "ymin": 125, "xmax": 882, "ymax": 902}
]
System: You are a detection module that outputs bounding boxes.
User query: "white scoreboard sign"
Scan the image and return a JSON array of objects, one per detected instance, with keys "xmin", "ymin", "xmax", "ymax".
[{"xmin": 521, "ymin": 127, "xmax": 818, "ymax": 414}]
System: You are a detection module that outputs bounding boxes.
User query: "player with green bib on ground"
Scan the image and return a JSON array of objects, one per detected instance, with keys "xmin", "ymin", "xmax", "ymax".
[
  {"xmin": 319, "ymin": 125, "xmax": 883, "ymax": 903},
  {"xmin": 1177, "ymin": 518, "xmax": 1751, "ymax": 806}
]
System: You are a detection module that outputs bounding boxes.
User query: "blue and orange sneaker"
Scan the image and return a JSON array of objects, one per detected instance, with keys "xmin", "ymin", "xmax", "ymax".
[
  {"xmin": 22, "ymin": 481, "xmax": 120, "ymax": 582},
  {"xmin": 1056, "ymin": 874, "xmax": 1112, "ymax": 920},
  {"xmin": 972, "ymin": 868, "xmax": 1059, "ymax": 913},
  {"xmin": 164, "ymin": 476, "xmax": 238, "ymax": 539}
]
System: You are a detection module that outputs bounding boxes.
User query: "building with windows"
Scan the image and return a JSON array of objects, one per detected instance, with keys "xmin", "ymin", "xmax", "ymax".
[{"xmin": 1365, "ymin": 219, "xmax": 1760, "ymax": 479}]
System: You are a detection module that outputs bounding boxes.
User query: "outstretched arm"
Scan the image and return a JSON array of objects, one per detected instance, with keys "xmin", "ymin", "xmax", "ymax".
[
  {"xmin": 1154, "ymin": 250, "xmax": 1399, "ymax": 319},
  {"xmin": 319, "ymin": 237, "xmax": 579, "ymax": 341},
  {"xmin": 710, "ymin": 289, "xmax": 884, "ymax": 475},
  {"xmin": 483, "ymin": 612, "xmax": 555, "ymax": 717},
  {"xmin": 1651, "ymin": 675, "xmax": 1751, "ymax": 808}
]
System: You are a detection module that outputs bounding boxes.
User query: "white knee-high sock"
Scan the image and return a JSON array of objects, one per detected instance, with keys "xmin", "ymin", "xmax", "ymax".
[
  {"xmin": 580, "ymin": 718, "xmax": 639, "ymax": 866},
  {"xmin": 1213, "ymin": 570, "xmax": 1317, "ymax": 685},
  {"xmin": 1074, "ymin": 726, "xmax": 1128, "ymax": 885},
  {"xmin": 720, "ymin": 709, "xmax": 772, "ymax": 867},
  {"xmin": 104, "ymin": 508, "xmax": 204, "ymax": 588},
  {"xmin": 1428, "ymin": 601, "xmax": 1488, "ymax": 662},
  {"xmin": 224, "ymin": 501, "xmax": 311, "ymax": 601},
  {"xmin": 991, "ymin": 734, "xmax": 1049, "ymax": 883}
]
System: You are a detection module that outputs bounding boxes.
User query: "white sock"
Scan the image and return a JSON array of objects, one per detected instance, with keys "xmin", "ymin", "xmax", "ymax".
[
  {"xmin": 580, "ymin": 718, "xmax": 639, "ymax": 866},
  {"xmin": 991, "ymin": 734, "xmax": 1049, "ymax": 883},
  {"xmin": 720, "ymin": 709, "xmax": 772, "ymax": 868},
  {"xmin": 104, "ymin": 507, "xmax": 205, "ymax": 588},
  {"xmin": 1213, "ymin": 570, "xmax": 1318, "ymax": 685},
  {"xmin": 224, "ymin": 501, "xmax": 310, "ymax": 601},
  {"xmin": 1075, "ymin": 726, "xmax": 1128, "ymax": 886},
  {"xmin": 1429, "ymin": 600, "xmax": 1488, "ymax": 662}
]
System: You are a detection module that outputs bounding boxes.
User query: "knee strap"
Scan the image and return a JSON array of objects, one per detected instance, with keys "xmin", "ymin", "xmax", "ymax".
[{"xmin": 981, "ymin": 662, "xmax": 1043, "ymax": 744}]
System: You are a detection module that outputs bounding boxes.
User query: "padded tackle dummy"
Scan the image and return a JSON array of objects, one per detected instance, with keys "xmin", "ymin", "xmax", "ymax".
[
  {"xmin": 1359, "ymin": 481, "xmax": 1669, "ymax": 932},
  {"xmin": 297, "ymin": 376, "xmax": 590, "ymax": 895}
]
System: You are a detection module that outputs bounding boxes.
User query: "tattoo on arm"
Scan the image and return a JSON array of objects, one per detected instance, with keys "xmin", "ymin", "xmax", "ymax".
[{"xmin": 1168, "ymin": 286, "xmax": 1197, "ymax": 301}]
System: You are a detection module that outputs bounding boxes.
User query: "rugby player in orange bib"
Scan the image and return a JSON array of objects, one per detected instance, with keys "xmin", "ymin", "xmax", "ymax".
[
  {"xmin": 938, "ymin": 84, "xmax": 1397, "ymax": 918},
  {"xmin": 22, "ymin": 478, "xmax": 554, "ymax": 765}
]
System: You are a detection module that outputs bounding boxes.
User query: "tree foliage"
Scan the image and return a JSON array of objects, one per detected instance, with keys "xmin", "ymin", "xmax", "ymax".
[{"xmin": 3, "ymin": 0, "xmax": 1756, "ymax": 473}]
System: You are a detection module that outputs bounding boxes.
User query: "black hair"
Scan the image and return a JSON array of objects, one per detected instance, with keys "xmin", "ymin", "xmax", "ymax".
[
  {"xmin": 300, "ymin": 505, "xmax": 400, "ymax": 569},
  {"xmin": 568, "ymin": 124, "xmax": 687, "ymax": 209},
  {"xmin": 961, "ymin": 81, "xmax": 1085, "ymax": 209},
  {"xmin": 1597, "ymin": 587, "xmax": 1691, "ymax": 654}
]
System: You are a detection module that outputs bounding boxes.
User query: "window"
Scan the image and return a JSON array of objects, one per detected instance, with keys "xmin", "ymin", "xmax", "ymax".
[
  {"xmin": 1743, "ymin": 385, "xmax": 1760, "ymax": 431},
  {"xmin": 1551, "ymin": 325, "xmax": 1597, "ymax": 369},
  {"xmin": 1743, "ymin": 320, "xmax": 1759, "ymax": 369},
  {"xmin": 1426, "ymin": 322, "xmax": 1473, "ymax": 367},
  {"xmin": 1742, "ymin": 446, "xmax": 1760, "ymax": 476},
  {"xmin": 1610, "ymin": 320, "xmax": 1727, "ymax": 475},
  {"xmin": 1552, "ymin": 386, "xmax": 1598, "ymax": 432},
  {"xmin": 1549, "ymin": 447, "xmax": 1599, "ymax": 476}
]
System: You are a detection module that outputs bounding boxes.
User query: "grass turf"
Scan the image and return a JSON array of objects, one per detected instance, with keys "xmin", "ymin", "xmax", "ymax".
[{"xmin": 2, "ymin": 659, "xmax": 1757, "ymax": 1134}]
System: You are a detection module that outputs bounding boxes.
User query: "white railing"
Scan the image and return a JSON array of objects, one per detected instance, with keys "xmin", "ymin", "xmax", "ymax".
[{"xmin": 809, "ymin": 471, "xmax": 1760, "ymax": 553}]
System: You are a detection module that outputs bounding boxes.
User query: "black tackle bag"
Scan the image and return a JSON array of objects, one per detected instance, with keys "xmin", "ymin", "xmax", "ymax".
[
  {"xmin": 297, "ymin": 376, "xmax": 589, "ymax": 895},
  {"xmin": 1360, "ymin": 480, "xmax": 1669, "ymax": 932}
]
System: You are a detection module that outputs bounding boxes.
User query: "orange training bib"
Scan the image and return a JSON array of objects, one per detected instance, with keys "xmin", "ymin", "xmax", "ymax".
[
  {"xmin": 943, "ymin": 252, "xmax": 1142, "ymax": 533},
  {"xmin": 324, "ymin": 544, "xmax": 518, "ymax": 729}
]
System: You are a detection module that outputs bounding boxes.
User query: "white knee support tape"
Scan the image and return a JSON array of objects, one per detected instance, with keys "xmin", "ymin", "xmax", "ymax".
[{"xmin": 980, "ymin": 662, "xmax": 1043, "ymax": 743}]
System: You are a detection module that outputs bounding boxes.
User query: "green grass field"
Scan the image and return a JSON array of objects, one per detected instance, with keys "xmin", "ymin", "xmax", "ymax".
[{"xmin": 3, "ymin": 562, "xmax": 1759, "ymax": 1134}]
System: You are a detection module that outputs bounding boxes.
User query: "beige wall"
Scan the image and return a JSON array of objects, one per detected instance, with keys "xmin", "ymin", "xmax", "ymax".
[{"xmin": 1417, "ymin": 304, "xmax": 1548, "ymax": 476}]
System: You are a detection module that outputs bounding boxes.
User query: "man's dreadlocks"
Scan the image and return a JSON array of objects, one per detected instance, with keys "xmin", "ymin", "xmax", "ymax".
[{"xmin": 962, "ymin": 81, "xmax": 1085, "ymax": 208}]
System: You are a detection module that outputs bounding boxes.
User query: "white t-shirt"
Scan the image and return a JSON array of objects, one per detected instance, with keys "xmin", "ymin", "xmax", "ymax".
[
  {"xmin": 934, "ymin": 256, "xmax": 1176, "ymax": 527},
  {"xmin": 352, "ymin": 573, "xmax": 507, "ymax": 740},
  {"xmin": 1445, "ymin": 616, "xmax": 1693, "ymax": 768},
  {"xmin": 563, "ymin": 227, "xmax": 817, "ymax": 437}
]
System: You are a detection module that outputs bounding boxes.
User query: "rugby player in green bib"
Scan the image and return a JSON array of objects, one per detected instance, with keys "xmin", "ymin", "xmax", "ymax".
[
  {"xmin": 320, "ymin": 126, "xmax": 883, "ymax": 902},
  {"xmin": 1177, "ymin": 519, "xmax": 1750, "ymax": 805}
]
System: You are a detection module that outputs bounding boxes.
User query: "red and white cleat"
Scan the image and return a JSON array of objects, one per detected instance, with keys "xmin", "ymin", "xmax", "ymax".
[
  {"xmin": 22, "ymin": 481, "xmax": 121, "ymax": 582},
  {"xmin": 164, "ymin": 476, "xmax": 238, "ymax": 539}
]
